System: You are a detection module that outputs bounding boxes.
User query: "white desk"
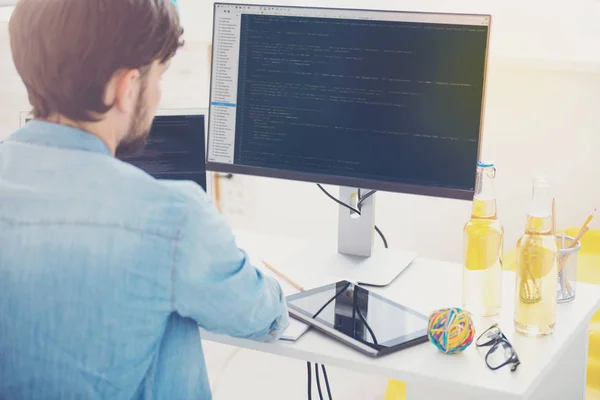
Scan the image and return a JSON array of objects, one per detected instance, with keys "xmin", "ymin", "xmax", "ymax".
[{"xmin": 201, "ymin": 230, "xmax": 600, "ymax": 400}]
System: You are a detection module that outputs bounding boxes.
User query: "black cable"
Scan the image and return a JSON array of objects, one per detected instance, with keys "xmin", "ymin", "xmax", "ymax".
[
  {"xmin": 316, "ymin": 184, "xmax": 388, "ymax": 249},
  {"xmin": 307, "ymin": 285, "xmax": 375, "ymax": 400},
  {"xmin": 313, "ymin": 185, "xmax": 392, "ymax": 400},
  {"xmin": 374, "ymin": 226, "xmax": 388, "ymax": 249},
  {"xmin": 309, "ymin": 284, "xmax": 347, "ymax": 400},
  {"xmin": 351, "ymin": 285, "xmax": 378, "ymax": 345},
  {"xmin": 357, "ymin": 189, "xmax": 386, "ymax": 247},
  {"xmin": 357, "ymin": 189, "xmax": 376, "ymax": 211},
  {"xmin": 317, "ymin": 184, "xmax": 360, "ymax": 213},
  {"xmin": 306, "ymin": 282, "xmax": 348, "ymax": 400},
  {"xmin": 312, "ymin": 282, "xmax": 352, "ymax": 319},
  {"xmin": 321, "ymin": 365, "xmax": 333, "ymax": 400},
  {"xmin": 353, "ymin": 300, "xmax": 379, "ymax": 346},
  {"xmin": 315, "ymin": 364, "xmax": 324, "ymax": 400},
  {"xmin": 307, "ymin": 362, "xmax": 312, "ymax": 400}
]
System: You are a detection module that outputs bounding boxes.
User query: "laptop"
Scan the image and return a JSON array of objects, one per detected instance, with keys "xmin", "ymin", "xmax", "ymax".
[{"xmin": 20, "ymin": 108, "xmax": 212, "ymax": 194}]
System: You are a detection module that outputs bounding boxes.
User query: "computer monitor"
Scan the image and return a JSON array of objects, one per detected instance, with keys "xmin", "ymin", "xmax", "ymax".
[
  {"xmin": 207, "ymin": 4, "xmax": 491, "ymax": 285},
  {"xmin": 21, "ymin": 109, "xmax": 212, "ymax": 195}
]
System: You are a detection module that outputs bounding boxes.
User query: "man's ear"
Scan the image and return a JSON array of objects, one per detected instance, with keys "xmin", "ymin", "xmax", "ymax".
[{"xmin": 106, "ymin": 69, "xmax": 140, "ymax": 114}]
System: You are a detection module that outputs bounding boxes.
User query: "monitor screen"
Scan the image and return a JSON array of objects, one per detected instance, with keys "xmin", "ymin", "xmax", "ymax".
[
  {"xmin": 119, "ymin": 113, "xmax": 207, "ymax": 191},
  {"xmin": 207, "ymin": 4, "xmax": 490, "ymax": 200}
]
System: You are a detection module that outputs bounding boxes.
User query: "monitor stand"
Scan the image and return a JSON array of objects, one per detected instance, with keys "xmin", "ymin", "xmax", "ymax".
[{"xmin": 285, "ymin": 187, "xmax": 417, "ymax": 287}]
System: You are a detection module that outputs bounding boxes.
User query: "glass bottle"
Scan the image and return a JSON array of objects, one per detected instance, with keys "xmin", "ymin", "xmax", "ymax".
[
  {"xmin": 462, "ymin": 162, "xmax": 503, "ymax": 317},
  {"xmin": 514, "ymin": 176, "xmax": 558, "ymax": 336}
]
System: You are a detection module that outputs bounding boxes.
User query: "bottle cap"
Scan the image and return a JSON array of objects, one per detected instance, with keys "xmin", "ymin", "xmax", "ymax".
[{"xmin": 477, "ymin": 161, "xmax": 494, "ymax": 168}]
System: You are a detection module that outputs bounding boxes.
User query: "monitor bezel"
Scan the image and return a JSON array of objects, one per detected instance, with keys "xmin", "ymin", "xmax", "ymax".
[{"xmin": 206, "ymin": 3, "xmax": 492, "ymax": 201}]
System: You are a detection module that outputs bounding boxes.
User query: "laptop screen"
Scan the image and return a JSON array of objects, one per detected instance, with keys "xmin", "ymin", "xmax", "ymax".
[
  {"xmin": 118, "ymin": 113, "xmax": 207, "ymax": 191},
  {"xmin": 21, "ymin": 112, "xmax": 208, "ymax": 191}
]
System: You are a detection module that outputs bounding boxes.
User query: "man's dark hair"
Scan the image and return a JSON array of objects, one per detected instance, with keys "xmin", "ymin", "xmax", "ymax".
[{"xmin": 9, "ymin": 0, "xmax": 184, "ymax": 122}]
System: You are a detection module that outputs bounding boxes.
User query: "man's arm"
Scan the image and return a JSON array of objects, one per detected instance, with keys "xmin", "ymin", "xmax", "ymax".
[{"xmin": 169, "ymin": 182, "xmax": 289, "ymax": 341}]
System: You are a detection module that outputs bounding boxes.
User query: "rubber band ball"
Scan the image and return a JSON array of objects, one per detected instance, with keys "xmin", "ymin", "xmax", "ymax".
[{"xmin": 427, "ymin": 307, "xmax": 475, "ymax": 354}]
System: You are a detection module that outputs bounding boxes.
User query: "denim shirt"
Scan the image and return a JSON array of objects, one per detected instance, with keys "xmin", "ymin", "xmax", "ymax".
[{"xmin": 0, "ymin": 121, "xmax": 289, "ymax": 399}]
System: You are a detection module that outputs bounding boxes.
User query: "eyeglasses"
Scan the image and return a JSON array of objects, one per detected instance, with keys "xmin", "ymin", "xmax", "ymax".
[{"xmin": 476, "ymin": 324, "xmax": 521, "ymax": 372}]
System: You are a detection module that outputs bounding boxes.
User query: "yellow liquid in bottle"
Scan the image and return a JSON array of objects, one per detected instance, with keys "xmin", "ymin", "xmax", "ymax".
[
  {"xmin": 462, "ymin": 198, "xmax": 503, "ymax": 316},
  {"xmin": 514, "ymin": 215, "xmax": 558, "ymax": 336}
]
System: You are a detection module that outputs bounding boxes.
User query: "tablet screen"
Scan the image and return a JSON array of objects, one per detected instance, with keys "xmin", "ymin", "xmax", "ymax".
[{"xmin": 287, "ymin": 281, "xmax": 428, "ymax": 349}]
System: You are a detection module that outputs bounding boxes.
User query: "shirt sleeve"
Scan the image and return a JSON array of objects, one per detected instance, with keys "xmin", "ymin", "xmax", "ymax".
[{"xmin": 168, "ymin": 182, "xmax": 289, "ymax": 341}]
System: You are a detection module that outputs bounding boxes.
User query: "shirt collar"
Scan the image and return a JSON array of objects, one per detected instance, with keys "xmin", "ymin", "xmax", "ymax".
[{"xmin": 4, "ymin": 120, "xmax": 113, "ymax": 156}]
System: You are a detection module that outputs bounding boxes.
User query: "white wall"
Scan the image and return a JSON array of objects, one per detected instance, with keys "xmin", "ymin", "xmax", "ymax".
[{"xmin": 1, "ymin": 0, "xmax": 599, "ymax": 265}]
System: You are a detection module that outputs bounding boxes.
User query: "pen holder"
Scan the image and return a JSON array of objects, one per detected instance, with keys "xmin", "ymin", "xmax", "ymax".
[{"xmin": 556, "ymin": 235, "xmax": 581, "ymax": 303}]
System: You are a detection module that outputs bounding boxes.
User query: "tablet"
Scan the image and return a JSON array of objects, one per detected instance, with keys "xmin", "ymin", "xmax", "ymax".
[{"xmin": 286, "ymin": 281, "xmax": 429, "ymax": 357}]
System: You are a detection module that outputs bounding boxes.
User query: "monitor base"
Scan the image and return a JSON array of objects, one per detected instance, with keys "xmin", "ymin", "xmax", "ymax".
[{"xmin": 284, "ymin": 244, "xmax": 417, "ymax": 287}]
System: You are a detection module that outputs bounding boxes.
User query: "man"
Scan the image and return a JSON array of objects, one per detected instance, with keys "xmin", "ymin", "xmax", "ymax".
[{"xmin": 0, "ymin": 0, "xmax": 289, "ymax": 399}]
